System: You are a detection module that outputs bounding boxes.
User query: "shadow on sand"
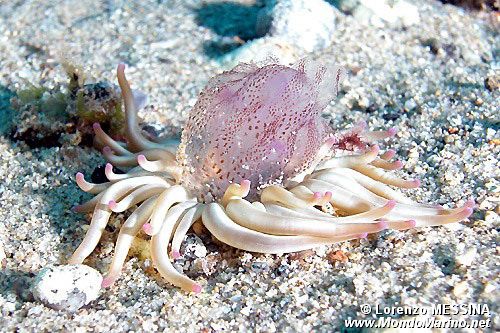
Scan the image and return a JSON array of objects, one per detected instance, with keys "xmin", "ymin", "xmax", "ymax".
[{"xmin": 193, "ymin": 1, "xmax": 266, "ymax": 59}]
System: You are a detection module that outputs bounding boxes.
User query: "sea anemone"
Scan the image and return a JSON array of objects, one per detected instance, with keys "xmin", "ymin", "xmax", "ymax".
[{"xmin": 70, "ymin": 59, "xmax": 473, "ymax": 293}]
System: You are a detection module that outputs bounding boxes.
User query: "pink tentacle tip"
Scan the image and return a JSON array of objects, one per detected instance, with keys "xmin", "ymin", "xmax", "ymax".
[
  {"xmin": 108, "ymin": 200, "xmax": 117, "ymax": 210},
  {"xmin": 137, "ymin": 154, "xmax": 147, "ymax": 164},
  {"xmin": 358, "ymin": 233, "xmax": 368, "ymax": 239},
  {"xmin": 464, "ymin": 199, "xmax": 476, "ymax": 208},
  {"xmin": 370, "ymin": 145, "xmax": 380, "ymax": 154},
  {"xmin": 75, "ymin": 172, "xmax": 84, "ymax": 181},
  {"xmin": 312, "ymin": 192, "xmax": 323, "ymax": 205},
  {"xmin": 387, "ymin": 127, "xmax": 397, "ymax": 137},
  {"xmin": 313, "ymin": 192, "xmax": 322, "ymax": 200},
  {"xmin": 71, "ymin": 205, "xmax": 81, "ymax": 212},
  {"xmin": 92, "ymin": 122, "xmax": 101, "ymax": 131},
  {"xmin": 385, "ymin": 200, "xmax": 396, "ymax": 210},
  {"xmin": 103, "ymin": 146, "xmax": 112, "ymax": 154},
  {"xmin": 101, "ymin": 276, "xmax": 116, "ymax": 288},
  {"xmin": 240, "ymin": 179, "xmax": 251, "ymax": 191},
  {"xmin": 171, "ymin": 250, "xmax": 181, "ymax": 259},
  {"xmin": 384, "ymin": 149, "xmax": 396, "ymax": 158},
  {"xmin": 407, "ymin": 220, "xmax": 417, "ymax": 228},
  {"xmin": 324, "ymin": 191, "xmax": 333, "ymax": 201},
  {"xmin": 393, "ymin": 160, "xmax": 403, "ymax": 169},
  {"xmin": 463, "ymin": 207, "xmax": 473, "ymax": 218},
  {"xmin": 377, "ymin": 221, "xmax": 389, "ymax": 230},
  {"xmin": 191, "ymin": 284, "xmax": 202, "ymax": 294},
  {"xmin": 142, "ymin": 223, "xmax": 153, "ymax": 235},
  {"xmin": 117, "ymin": 63, "xmax": 126, "ymax": 72},
  {"xmin": 409, "ymin": 179, "xmax": 421, "ymax": 188}
]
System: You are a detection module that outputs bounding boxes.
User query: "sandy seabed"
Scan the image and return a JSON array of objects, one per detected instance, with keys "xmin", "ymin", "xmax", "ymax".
[{"xmin": 0, "ymin": 0, "xmax": 498, "ymax": 332}]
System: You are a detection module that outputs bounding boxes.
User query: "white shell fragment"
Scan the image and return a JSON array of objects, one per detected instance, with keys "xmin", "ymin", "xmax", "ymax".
[{"xmin": 32, "ymin": 265, "xmax": 102, "ymax": 311}]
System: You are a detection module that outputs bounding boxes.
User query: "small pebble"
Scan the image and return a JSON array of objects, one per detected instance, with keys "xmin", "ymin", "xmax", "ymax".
[
  {"xmin": 483, "ymin": 282, "xmax": 495, "ymax": 294},
  {"xmin": 484, "ymin": 211, "xmax": 498, "ymax": 223},
  {"xmin": 444, "ymin": 134, "xmax": 455, "ymax": 143},
  {"xmin": 32, "ymin": 265, "xmax": 102, "ymax": 312},
  {"xmin": 251, "ymin": 262, "xmax": 269, "ymax": 272},
  {"xmin": 327, "ymin": 250, "xmax": 349, "ymax": 263},
  {"xmin": 404, "ymin": 98, "xmax": 417, "ymax": 111},
  {"xmin": 455, "ymin": 247, "xmax": 477, "ymax": 267},
  {"xmin": 484, "ymin": 75, "xmax": 499, "ymax": 91},
  {"xmin": 453, "ymin": 281, "xmax": 469, "ymax": 298}
]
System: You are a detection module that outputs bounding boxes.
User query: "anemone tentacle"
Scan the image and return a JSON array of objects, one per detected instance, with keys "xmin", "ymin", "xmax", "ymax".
[
  {"xmin": 171, "ymin": 204, "xmax": 204, "ymax": 259},
  {"xmin": 202, "ymin": 203, "xmax": 368, "ymax": 254},
  {"xmin": 309, "ymin": 171, "xmax": 473, "ymax": 226},
  {"xmin": 352, "ymin": 164, "xmax": 421, "ymax": 188},
  {"xmin": 260, "ymin": 185, "xmax": 323, "ymax": 208},
  {"xmin": 143, "ymin": 185, "xmax": 190, "ymax": 236},
  {"xmin": 104, "ymin": 163, "xmax": 146, "ymax": 181},
  {"xmin": 380, "ymin": 149, "xmax": 396, "ymax": 161},
  {"xmin": 116, "ymin": 63, "xmax": 168, "ymax": 152},
  {"xmin": 76, "ymin": 172, "xmax": 110, "ymax": 194},
  {"xmin": 93, "ymin": 122, "xmax": 133, "ymax": 156},
  {"xmin": 321, "ymin": 168, "xmax": 416, "ymax": 204},
  {"xmin": 103, "ymin": 146, "xmax": 175, "ymax": 167},
  {"xmin": 108, "ymin": 184, "xmax": 169, "ymax": 212},
  {"xmin": 73, "ymin": 192, "xmax": 105, "ymax": 213},
  {"xmin": 150, "ymin": 200, "xmax": 201, "ymax": 293},
  {"xmin": 69, "ymin": 207, "xmax": 113, "ymax": 264},
  {"xmin": 102, "ymin": 196, "xmax": 158, "ymax": 287},
  {"xmin": 370, "ymin": 157, "xmax": 403, "ymax": 170},
  {"xmin": 262, "ymin": 200, "xmax": 394, "ymax": 223},
  {"xmin": 225, "ymin": 198, "xmax": 398, "ymax": 237},
  {"xmin": 317, "ymin": 145, "xmax": 380, "ymax": 170}
]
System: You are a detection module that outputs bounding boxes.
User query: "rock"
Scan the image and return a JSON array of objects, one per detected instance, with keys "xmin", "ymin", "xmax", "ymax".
[
  {"xmin": 455, "ymin": 247, "xmax": 477, "ymax": 267},
  {"xmin": 484, "ymin": 211, "xmax": 498, "ymax": 223},
  {"xmin": 341, "ymin": 0, "xmax": 420, "ymax": 28},
  {"xmin": 404, "ymin": 98, "xmax": 417, "ymax": 111},
  {"xmin": 453, "ymin": 280, "xmax": 469, "ymax": 298},
  {"xmin": 220, "ymin": 36, "xmax": 299, "ymax": 68},
  {"xmin": 485, "ymin": 75, "xmax": 499, "ymax": 91},
  {"xmin": 327, "ymin": 250, "xmax": 349, "ymax": 263},
  {"xmin": 485, "ymin": 128, "xmax": 496, "ymax": 140},
  {"xmin": 483, "ymin": 282, "xmax": 495, "ymax": 294},
  {"xmin": 32, "ymin": 265, "xmax": 102, "ymax": 312},
  {"xmin": 257, "ymin": 0, "xmax": 338, "ymax": 52}
]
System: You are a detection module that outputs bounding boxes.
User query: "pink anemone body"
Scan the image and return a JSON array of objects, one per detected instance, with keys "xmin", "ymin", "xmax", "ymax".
[{"xmin": 177, "ymin": 59, "xmax": 345, "ymax": 202}]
